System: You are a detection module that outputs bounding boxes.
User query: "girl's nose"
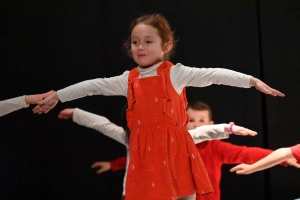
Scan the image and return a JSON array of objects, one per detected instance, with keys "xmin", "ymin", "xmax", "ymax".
[{"xmin": 138, "ymin": 44, "xmax": 145, "ymax": 51}]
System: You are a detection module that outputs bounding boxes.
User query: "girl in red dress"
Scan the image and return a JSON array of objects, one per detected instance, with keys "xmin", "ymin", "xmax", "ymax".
[{"xmin": 33, "ymin": 14, "xmax": 284, "ymax": 199}]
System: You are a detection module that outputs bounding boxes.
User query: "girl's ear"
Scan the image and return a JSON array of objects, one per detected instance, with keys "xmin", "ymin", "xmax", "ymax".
[{"xmin": 163, "ymin": 41, "xmax": 173, "ymax": 53}]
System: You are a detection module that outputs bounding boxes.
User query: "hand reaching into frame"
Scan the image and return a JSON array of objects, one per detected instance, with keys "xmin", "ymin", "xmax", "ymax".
[
  {"xmin": 91, "ymin": 161, "xmax": 111, "ymax": 174},
  {"xmin": 25, "ymin": 90, "xmax": 55, "ymax": 105}
]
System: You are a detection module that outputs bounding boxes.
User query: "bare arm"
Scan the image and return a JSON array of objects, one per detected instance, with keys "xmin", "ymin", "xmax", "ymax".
[{"xmin": 230, "ymin": 147, "xmax": 298, "ymax": 174}]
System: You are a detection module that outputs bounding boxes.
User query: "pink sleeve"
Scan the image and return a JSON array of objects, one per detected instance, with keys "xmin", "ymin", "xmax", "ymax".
[{"xmin": 290, "ymin": 144, "xmax": 300, "ymax": 163}]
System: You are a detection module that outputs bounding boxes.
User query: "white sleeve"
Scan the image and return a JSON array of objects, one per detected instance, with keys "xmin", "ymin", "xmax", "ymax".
[
  {"xmin": 0, "ymin": 96, "xmax": 29, "ymax": 117},
  {"xmin": 57, "ymin": 71, "xmax": 129, "ymax": 103},
  {"xmin": 72, "ymin": 108, "xmax": 127, "ymax": 147},
  {"xmin": 170, "ymin": 63, "xmax": 252, "ymax": 94},
  {"xmin": 188, "ymin": 124, "xmax": 229, "ymax": 144}
]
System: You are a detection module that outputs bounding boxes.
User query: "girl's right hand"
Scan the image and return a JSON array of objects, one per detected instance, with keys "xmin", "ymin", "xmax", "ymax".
[
  {"xmin": 58, "ymin": 108, "xmax": 75, "ymax": 119},
  {"xmin": 32, "ymin": 91, "xmax": 59, "ymax": 114}
]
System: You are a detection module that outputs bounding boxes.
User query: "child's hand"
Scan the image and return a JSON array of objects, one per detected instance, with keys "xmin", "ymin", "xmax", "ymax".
[
  {"xmin": 32, "ymin": 91, "xmax": 59, "ymax": 114},
  {"xmin": 91, "ymin": 161, "xmax": 111, "ymax": 174},
  {"xmin": 250, "ymin": 77, "xmax": 285, "ymax": 97},
  {"xmin": 58, "ymin": 108, "xmax": 75, "ymax": 119},
  {"xmin": 286, "ymin": 158, "xmax": 300, "ymax": 168},
  {"xmin": 25, "ymin": 90, "xmax": 55, "ymax": 104},
  {"xmin": 230, "ymin": 163, "xmax": 254, "ymax": 174},
  {"xmin": 226, "ymin": 125, "xmax": 258, "ymax": 136}
]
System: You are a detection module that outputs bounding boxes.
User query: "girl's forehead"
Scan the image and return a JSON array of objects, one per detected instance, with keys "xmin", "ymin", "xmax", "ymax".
[{"xmin": 131, "ymin": 24, "xmax": 159, "ymax": 36}]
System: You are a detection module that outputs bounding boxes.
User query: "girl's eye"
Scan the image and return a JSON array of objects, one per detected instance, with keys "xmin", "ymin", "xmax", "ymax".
[
  {"xmin": 132, "ymin": 41, "xmax": 138, "ymax": 44},
  {"xmin": 146, "ymin": 41, "xmax": 152, "ymax": 43},
  {"xmin": 189, "ymin": 119, "xmax": 194, "ymax": 122}
]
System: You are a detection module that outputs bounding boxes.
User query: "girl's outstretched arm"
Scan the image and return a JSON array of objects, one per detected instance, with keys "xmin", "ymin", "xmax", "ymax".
[
  {"xmin": 230, "ymin": 147, "xmax": 300, "ymax": 174},
  {"xmin": 32, "ymin": 72, "xmax": 128, "ymax": 114},
  {"xmin": 170, "ymin": 64, "xmax": 285, "ymax": 97}
]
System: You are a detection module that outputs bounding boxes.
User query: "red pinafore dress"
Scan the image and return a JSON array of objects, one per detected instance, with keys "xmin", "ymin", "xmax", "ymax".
[{"xmin": 125, "ymin": 61, "xmax": 213, "ymax": 200}]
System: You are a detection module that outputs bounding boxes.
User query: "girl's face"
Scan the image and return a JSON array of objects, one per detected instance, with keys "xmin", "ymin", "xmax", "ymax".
[{"xmin": 131, "ymin": 24, "xmax": 167, "ymax": 68}]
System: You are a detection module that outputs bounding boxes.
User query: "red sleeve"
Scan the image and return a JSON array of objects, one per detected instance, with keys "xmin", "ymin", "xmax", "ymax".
[
  {"xmin": 110, "ymin": 156, "xmax": 127, "ymax": 171},
  {"xmin": 290, "ymin": 144, "xmax": 300, "ymax": 163},
  {"xmin": 215, "ymin": 141, "xmax": 287, "ymax": 166}
]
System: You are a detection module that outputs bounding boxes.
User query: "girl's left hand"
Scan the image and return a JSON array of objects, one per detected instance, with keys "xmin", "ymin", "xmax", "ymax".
[{"xmin": 250, "ymin": 77, "xmax": 285, "ymax": 97}]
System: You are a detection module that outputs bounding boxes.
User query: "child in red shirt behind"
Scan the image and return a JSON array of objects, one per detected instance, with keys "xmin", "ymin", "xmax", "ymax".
[{"xmin": 93, "ymin": 100, "xmax": 299, "ymax": 200}]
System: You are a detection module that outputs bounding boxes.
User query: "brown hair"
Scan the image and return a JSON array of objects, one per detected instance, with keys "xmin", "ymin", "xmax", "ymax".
[
  {"xmin": 123, "ymin": 13, "xmax": 177, "ymax": 60},
  {"xmin": 187, "ymin": 100, "xmax": 213, "ymax": 120}
]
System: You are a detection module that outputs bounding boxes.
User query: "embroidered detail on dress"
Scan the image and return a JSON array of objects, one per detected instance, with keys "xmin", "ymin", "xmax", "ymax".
[
  {"xmin": 150, "ymin": 166, "xmax": 153, "ymax": 170},
  {"xmin": 154, "ymin": 117, "xmax": 157, "ymax": 122},
  {"xmin": 136, "ymin": 100, "xmax": 139, "ymax": 104},
  {"xmin": 195, "ymin": 174, "xmax": 199, "ymax": 178},
  {"xmin": 153, "ymin": 80, "xmax": 156, "ymax": 84},
  {"xmin": 202, "ymin": 190, "xmax": 205, "ymax": 194},
  {"xmin": 168, "ymin": 178, "xmax": 171, "ymax": 182},
  {"xmin": 192, "ymin": 153, "xmax": 195, "ymax": 159},
  {"xmin": 164, "ymin": 160, "xmax": 166, "ymax": 166},
  {"xmin": 134, "ymin": 146, "xmax": 137, "ymax": 150},
  {"xmin": 187, "ymin": 153, "xmax": 189, "ymax": 157},
  {"xmin": 155, "ymin": 97, "xmax": 158, "ymax": 103},
  {"xmin": 135, "ymin": 83, "xmax": 138, "ymax": 87},
  {"xmin": 173, "ymin": 158, "xmax": 176, "ymax": 162},
  {"xmin": 171, "ymin": 137, "xmax": 174, "ymax": 143},
  {"xmin": 132, "ymin": 165, "xmax": 135, "ymax": 170},
  {"xmin": 161, "ymin": 142, "xmax": 164, "ymax": 146},
  {"xmin": 172, "ymin": 196, "xmax": 175, "ymax": 200},
  {"xmin": 152, "ymin": 182, "xmax": 155, "ymax": 188},
  {"xmin": 132, "ymin": 183, "xmax": 135, "ymax": 187},
  {"xmin": 171, "ymin": 108, "xmax": 174, "ymax": 114},
  {"xmin": 137, "ymin": 119, "xmax": 141, "ymax": 125},
  {"xmin": 148, "ymin": 146, "xmax": 151, "ymax": 152}
]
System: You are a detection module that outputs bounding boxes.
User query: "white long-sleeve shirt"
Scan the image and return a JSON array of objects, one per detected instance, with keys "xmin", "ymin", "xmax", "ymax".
[
  {"xmin": 57, "ymin": 62, "xmax": 252, "ymax": 102},
  {"xmin": 0, "ymin": 96, "xmax": 29, "ymax": 117},
  {"xmin": 72, "ymin": 108, "xmax": 229, "ymax": 195}
]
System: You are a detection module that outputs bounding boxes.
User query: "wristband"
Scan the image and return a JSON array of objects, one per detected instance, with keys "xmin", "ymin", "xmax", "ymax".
[{"xmin": 228, "ymin": 122, "xmax": 235, "ymax": 134}]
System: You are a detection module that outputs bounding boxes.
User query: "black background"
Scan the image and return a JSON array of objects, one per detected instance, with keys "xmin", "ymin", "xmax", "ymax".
[{"xmin": 0, "ymin": 1, "xmax": 299, "ymax": 200}]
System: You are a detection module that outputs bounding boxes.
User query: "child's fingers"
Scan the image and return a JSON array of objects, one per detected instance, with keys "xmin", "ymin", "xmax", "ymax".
[
  {"xmin": 32, "ymin": 105, "xmax": 41, "ymax": 113},
  {"xmin": 245, "ymin": 129, "xmax": 257, "ymax": 136},
  {"xmin": 91, "ymin": 162, "xmax": 101, "ymax": 169},
  {"xmin": 229, "ymin": 166, "xmax": 239, "ymax": 172},
  {"xmin": 269, "ymin": 88, "xmax": 285, "ymax": 97}
]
